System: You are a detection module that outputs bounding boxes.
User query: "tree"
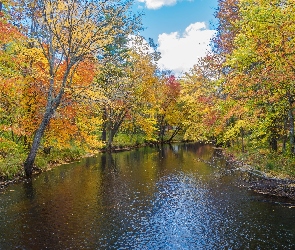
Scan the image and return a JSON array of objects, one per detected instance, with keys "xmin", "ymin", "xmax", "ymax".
[
  {"xmin": 225, "ymin": 0, "xmax": 295, "ymax": 153},
  {"xmin": 155, "ymin": 74, "xmax": 182, "ymax": 143},
  {"xmin": 43, "ymin": 59, "xmax": 103, "ymax": 151},
  {"xmin": 10, "ymin": 0, "xmax": 140, "ymax": 177},
  {"xmin": 95, "ymin": 35, "xmax": 132, "ymax": 147},
  {"xmin": 180, "ymin": 55, "xmax": 225, "ymax": 144},
  {"xmin": 94, "ymin": 36, "xmax": 159, "ymax": 149},
  {"xmin": 0, "ymin": 12, "xmax": 28, "ymax": 160},
  {"xmin": 212, "ymin": 0, "xmax": 240, "ymax": 56}
]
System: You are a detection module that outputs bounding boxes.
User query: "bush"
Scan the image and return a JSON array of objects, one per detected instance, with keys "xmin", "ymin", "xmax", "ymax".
[{"xmin": 0, "ymin": 140, "xmax": 26, "ymax": 179}]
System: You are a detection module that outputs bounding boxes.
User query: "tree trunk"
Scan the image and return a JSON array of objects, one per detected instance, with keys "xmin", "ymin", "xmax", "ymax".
[
  {"xmin": 106, "ymin": 123, "xmax": 123, "ymax": 151},
  {"xmin": 24, "ymin": 108, "xmax": 53, "ymax": 177},
  {"xmin": 289, "ymin": 107, "xmax": 295, "ymax": 154},
  {"xmin": 167, "ymin": 125, "xmax": 181, "ymax": 142},
  {"xmin": 160, "ymin": 127, "xmax": 164, "ymax": 143},
  {"xmin": 157, "ymin": 115, "xmax": 165, "ymax": 143},
  {"xmin": 159, "ymin": 123, "xmax": 166, "ymax": 143},
  {"xmin": 282, "ymin": 116, "xmax": 288, "ymax": 153},
  {"xmin": 107, "ymin": 129, "xmax": 115, "ymax": 151},
  {"xmin": 101, "ymin": 107, "xmax": 107, "ymax": 141},
  {"xmin": 102, "ymin": 129, "xmax": 107, "ymax": 142},
  {"xmin": 240, "ymin": 127, "xmax": 245, "ymax": 153},
  {"xmin": 270, "ymin": 137, "xmax": 278, "ymax": 152}
]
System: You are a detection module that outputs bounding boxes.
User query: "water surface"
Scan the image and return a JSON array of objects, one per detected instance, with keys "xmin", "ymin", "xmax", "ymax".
[{"xmin": 0, "ymin": 143, "xmax": 294, "ymax": 249}]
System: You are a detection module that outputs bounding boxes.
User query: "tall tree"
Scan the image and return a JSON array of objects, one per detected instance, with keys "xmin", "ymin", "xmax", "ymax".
[
  {"xmin": 212, "ymin": 0, "xmax": 240, "ymax": 56},
  {"xmin": 180, "ymin": 55, "xmax": 224, "ymax": 143},
  {"xmin": 0, "ymin": 10, "xmax": 27, "ymax": 159},
  {"xmin": 95, "ymin": 35, "xmax": 132, "ymax": 146},
  {"xmin": 155, "ymin": 74, "xmax": 182, "ymax": 143},
  {"xmin": 225, "ymin": 0, "xmax": 295, "ymax": 152},
  {"xmin": 10, "ymin": 0, "xmax": 140, "ymax": 177},
  {"xmin": 94, "ymin": 36, "xmax": 158, "ymax": 149}
]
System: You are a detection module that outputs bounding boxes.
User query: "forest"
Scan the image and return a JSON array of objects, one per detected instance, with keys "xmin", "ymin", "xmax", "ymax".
[{"xmin": 1, "ymin": 0, "xmax": 295, "ymax": 180}]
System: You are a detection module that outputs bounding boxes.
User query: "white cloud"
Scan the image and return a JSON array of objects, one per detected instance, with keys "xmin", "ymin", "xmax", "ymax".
[
  {"xmin": 127, "ymin": 35, "xmax": 155, "ymax": 54},
  {"xmin": 157, "ymin": 22, "xmax": 216, "ymax": 76},
  {"xmin": 138, "ymin": 0, "xmax": 178, "ymax": 9}
]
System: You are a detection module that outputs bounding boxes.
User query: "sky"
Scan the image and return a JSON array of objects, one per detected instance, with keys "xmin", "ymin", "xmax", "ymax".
[{"xmin": 134, "ymin": 0, "xmax": 218, "ymax": 76}]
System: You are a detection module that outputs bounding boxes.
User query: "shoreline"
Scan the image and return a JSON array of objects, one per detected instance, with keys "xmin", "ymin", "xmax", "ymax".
[
  {"xmin": 221, "ymin": 150, "xmax": 295, "ymax": 201},
  {"xmin": 0, "ymin": 142, "xmax": 163, "ymax": 190},
  {"xmin": 2, "ymin": 143, "xmax": 295, "ymax": 201}
]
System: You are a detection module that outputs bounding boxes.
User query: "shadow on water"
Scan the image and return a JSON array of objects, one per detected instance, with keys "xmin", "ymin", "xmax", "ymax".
[
  {"xmin": 23, "ymin": 179, "xmax": 35, "ymax": 200},
  {"xmin": 0, "ymin": 142, "xmax": 295, "ymax": 249}
]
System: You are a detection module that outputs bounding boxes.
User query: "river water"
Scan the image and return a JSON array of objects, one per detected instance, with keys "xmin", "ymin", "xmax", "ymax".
[{"xmin": 0, "ymin": 143, "xmax": 294, "ymax": 249}]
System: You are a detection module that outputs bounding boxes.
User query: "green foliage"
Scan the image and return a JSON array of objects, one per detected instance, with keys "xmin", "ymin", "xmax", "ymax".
[
  {"xmin": 41, "ymin": 147, "xmax": 85, "ymax": 166},
  {"xmin": 233, "ymin": 147, "xmax": 295, "ymax": 178},
  {"xmin": 0, "ymin": 138, "xmax": 27, "ymax": 177},
  {"xmin": 3, "ymin": 0, "xmax": 295, "ymax": 182},
  {"xmin": 0, "ymin": 136, "xmax": 88, "ymax": 180},
  {"xmin": 0, "ymin": 150, "xmax": 26, "ymax": 179},
  {"xmin": 113, "ymin": 133, "xmax": 146, "ymax": 148}
]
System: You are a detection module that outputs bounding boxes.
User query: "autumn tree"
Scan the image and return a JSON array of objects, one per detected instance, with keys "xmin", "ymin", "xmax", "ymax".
[
  {"xmin": 94, "ymin": 36, "xmax": 159, "ymax": 149},
  {"xmin": 43, "ymin": 59, "xmax": 103, "ymax": 152},
  {"xmin": 95, "ymin": 35, "xmax": 132, "ymax": 147},
  {"xmin": 225, "ymin": 0, "xmax": 295, "ymax": 153},
  {"xmin": 208, "ymin": 0, "xmax": 249, "ymax": 148},
  {"xmin": 155, "ymin": 74, "xmax": 182, "ymax": 143},
  {"xmin": 10, "ymin": 0, "xmax": 140, "ymax": 177},
  {"xmin": 180, "ymin": 54, "xmax": 225, "ymax": 145},
  {"xmin": 212, "ymin": 0, "xmax": 240, "ymax": 56},
  {"xmin": 0, "ymin": 6, "xmax": 28, "ymax": 162}
]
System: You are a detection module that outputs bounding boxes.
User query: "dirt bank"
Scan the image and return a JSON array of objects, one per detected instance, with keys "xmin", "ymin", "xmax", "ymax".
[{"xmin": 223, "ymin": 151, "xmax": 295, "ymax": 200}]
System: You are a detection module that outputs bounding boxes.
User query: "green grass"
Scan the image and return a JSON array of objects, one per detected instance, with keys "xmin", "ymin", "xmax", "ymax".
[
  {"xmin": 226, "ymin": 146, "xmax": 295, "ymax": 179},
  {"xmin": 35, "ymin": 146, "xmax": 86, "ymax": 168},
  {"xmin": 0, "ymin": 155, "xmax": 25, "ymax": 179},
  {"xmin": 0, "ymin": 141, "xmax": 27, "ymax": 180},
  {"xmin": 0, "ymin": 145, "xmax": 86, "ymax": 181},
  {"xmin": 113, "ymin": 133, "xmax": 146, "ymax": 148},
  {"xmin": 0, "ymin": 131, "xmax": 185, "ymax": 181}
]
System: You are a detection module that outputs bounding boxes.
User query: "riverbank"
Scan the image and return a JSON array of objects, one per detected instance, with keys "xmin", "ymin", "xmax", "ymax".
[
  {"xmin": 2, "ymin": 143, "xmax": 295, "ymax": 201},
  {"xmin": 221, "ymin": 149, "xmax": 295, "ymax": 200},
  {"xmin": 0, "ymin": 141, "xmax": 170, "ymax": 189},
  {"xmin": 0, "ymin": 131, "xmax": 186, "ymax": 188}
]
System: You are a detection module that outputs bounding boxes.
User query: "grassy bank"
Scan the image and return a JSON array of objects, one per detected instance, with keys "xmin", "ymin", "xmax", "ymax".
[
  {"xmin": 0, "ymin": 133, "xmax": 144, "ymax": 181},
  {"xmin": 0, "ymin": 131, "xmax": 185, "ymax": 183},
  {"xmin": 0, "ymin": 145, "xmax": 87, "ymax": 182},
  {"xmin": 225, "ymin": 146, "xmax": 295, "ymax": 179}
]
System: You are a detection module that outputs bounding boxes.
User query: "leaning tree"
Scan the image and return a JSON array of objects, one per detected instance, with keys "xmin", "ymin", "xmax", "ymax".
[{"xmin": 9, "ymin": 0, "xmax": 140, "ymax": 177}]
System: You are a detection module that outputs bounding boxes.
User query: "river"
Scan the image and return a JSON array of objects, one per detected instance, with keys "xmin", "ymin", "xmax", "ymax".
[{"xmin": 0, "ymin": 143, "xmax": 294, "ymax": 249}]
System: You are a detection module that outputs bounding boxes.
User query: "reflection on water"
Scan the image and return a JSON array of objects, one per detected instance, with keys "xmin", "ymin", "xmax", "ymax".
[{"xmin": 0, "ymin": 143, "xmax": 295, "ymax": 249}]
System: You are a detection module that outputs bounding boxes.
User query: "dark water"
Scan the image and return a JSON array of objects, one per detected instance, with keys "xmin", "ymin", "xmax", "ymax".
[{"xmin": 0, "ymin": 143, "xmax": 295, "ymax": 249}]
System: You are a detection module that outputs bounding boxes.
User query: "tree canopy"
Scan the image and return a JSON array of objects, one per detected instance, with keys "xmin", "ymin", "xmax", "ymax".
[{"xmin": 2, "ymin": 0, "xmax": 295, "ymax": 179}]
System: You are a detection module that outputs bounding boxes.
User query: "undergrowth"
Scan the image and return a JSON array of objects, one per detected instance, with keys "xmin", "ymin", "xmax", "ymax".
[{"xmin": 226, "ymin": 146, "xmax": 295, "ymax": 179}]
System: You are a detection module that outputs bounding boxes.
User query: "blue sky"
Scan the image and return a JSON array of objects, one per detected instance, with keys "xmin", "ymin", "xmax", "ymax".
[{"xmin": 134, "ymin": 0, "xmax": 218, "ymax": 75}]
